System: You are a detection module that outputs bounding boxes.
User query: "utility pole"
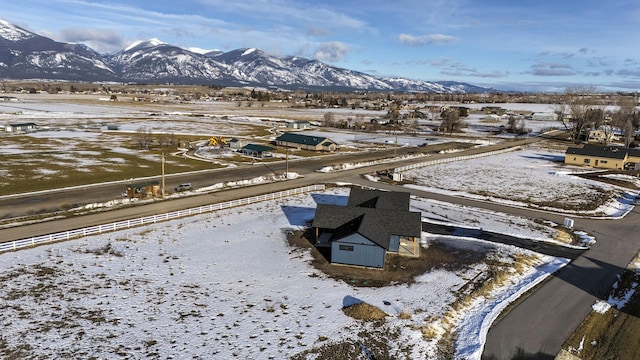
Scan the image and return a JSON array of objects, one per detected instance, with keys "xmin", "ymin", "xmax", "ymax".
[
  {"xmin": 285, "ymin": 148, "xmax": 289, "ymax": 179},
  {"xmin": 161, "ymin": 152, "xmax": 165, "ymax": 199}
]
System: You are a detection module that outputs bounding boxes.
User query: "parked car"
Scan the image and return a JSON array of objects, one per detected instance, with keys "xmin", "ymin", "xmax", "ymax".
[{"xmin": 174, "ymin": 183, "xmax": 193, "ymax": 192}]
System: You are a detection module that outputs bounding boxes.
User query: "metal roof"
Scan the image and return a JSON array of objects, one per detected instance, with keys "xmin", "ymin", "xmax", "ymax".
[
  {"xmin": 275, "ymin": 132, "xmax": 328, "ymax": 146},
  {"xmin": 241, "ymin": 143, "xmax": 275, "ymax": 152}
]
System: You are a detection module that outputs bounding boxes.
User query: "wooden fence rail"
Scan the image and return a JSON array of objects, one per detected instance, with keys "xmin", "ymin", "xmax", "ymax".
[{"xmin": 1, "ymin": 184, "xmax": 325, "ymax": 253}]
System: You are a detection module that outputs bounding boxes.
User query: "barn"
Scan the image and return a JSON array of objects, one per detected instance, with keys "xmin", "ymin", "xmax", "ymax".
[
  {"xmin": 275, "ymin": 133, "xmax": 337, "ymax": 152},
  {"xmin": 311, "ymin": 188, "xmax": 421, "ymax": 269}
]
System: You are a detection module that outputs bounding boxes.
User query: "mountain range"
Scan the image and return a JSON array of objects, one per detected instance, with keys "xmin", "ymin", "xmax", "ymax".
[{"xmin": 0, "ymin": 19, "xmax": 492, "ymax": 93}]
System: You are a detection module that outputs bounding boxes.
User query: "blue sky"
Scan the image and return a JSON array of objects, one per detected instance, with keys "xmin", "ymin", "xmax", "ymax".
[{"xmin": 3, "ymin": 0, "xmax": 640, "ymax": 92}]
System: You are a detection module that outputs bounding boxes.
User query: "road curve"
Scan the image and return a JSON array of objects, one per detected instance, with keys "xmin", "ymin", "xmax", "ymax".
[
  {"xmin": 350, "ymin": 176, "xmax": 640, "ymax": 360},
  {"xmin": 4, "ymin": 135, "xmax": 634, "ymax": 359}
]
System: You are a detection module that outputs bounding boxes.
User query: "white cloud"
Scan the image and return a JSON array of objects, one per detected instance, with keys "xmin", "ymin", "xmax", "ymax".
[
  {"xmin": 397, "ymin": 33, "xmax": 458, "ymax": 46},
  {"xmin": 314, "ymin": 41, "xmax": 350, "ymax": 62},
  {"xmin": 59, "ymin": 27, "xmax": 127, "ymax": 53}
]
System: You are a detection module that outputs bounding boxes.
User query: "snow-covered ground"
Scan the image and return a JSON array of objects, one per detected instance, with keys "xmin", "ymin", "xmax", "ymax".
[
  {"xmin": 0, "ymin": 186, "xmax": 570, "ymax": 359},
  {"xmin": 399, "ymin": 146, "xmax": 638, "ymax": 218}
]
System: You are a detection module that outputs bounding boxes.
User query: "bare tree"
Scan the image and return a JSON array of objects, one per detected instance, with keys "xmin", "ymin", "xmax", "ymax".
[
  {"xmin": 440, "ymin": 109, "xmax": 461, "ymax": 135},
  {"xmin": 554, "ymin": 85, "xmax": 599, "ymax": 143},
  {"xmin": 612, "ymin": 95, "xmax": 639, "ymax": 147},
  {"xmin": 136, "ymin": 126, "xmax": 154, "ymax": 150},
  {"xmin": 322, "ymin": 112, "xmax": 336, "ymax": 127}
]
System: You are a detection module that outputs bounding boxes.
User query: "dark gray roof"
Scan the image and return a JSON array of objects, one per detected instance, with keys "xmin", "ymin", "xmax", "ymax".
[
  {"xmin": 312, "ymin": 204, "xmax": 421, "ymax": 249},
  {"xmin": 347, "ymin": 187, "xmax": 410, "ymax": 210},
  {"xmin": 628, "ymin": 147, "xmax": 640, "ymax": 157},
  {"xmin": 276, "ymin": 132, "xmax": 328, "ymax": 146},
  {"xmin": 312, "ymin": 188, "xmax": 421, "ymax": 249},
  {"xmin": 242, "ymin": 143, "xmax": 275, "ymax": 152},
  {"xmin": 565, "ymin": 144, "xmax": 627, "ymax": 160}
]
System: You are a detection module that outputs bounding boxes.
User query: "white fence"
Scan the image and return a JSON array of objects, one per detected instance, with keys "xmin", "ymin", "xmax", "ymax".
[
  {"xmin": 1, "ymin": 184, "xmax": 325, "ymax": 253},
  {"xmin": 394, "ymin": 147, "xmax": 518, "ymax": 173}
]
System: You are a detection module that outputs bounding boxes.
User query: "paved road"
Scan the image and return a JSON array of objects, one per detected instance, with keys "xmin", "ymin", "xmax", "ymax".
[
  {"xmin": 350, "ymin": 177, "xmax": 640, "ymax": 360},
  {"xmin": 5, "ymin": 133, "xmax": 634, "ymax": 359},
  {"xmin": 0, "ymin": 141, "xmax": 473, "ymax": 220}
]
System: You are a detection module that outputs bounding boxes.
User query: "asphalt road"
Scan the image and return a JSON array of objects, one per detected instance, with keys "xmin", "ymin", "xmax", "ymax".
[
  {"xmin": 4, "ymin": 134, "xmax": 636, "ymax": 359},
  {"xmin": 352, "ymin": 177, "xmax": 640, "ymax": 360},
  {"xmin": 0, "ymin": 141, "xmax": 470, "ymax": 220}
]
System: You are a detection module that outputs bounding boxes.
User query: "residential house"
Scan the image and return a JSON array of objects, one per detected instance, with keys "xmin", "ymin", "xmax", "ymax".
[
  {"xmin": 311, "ymin": 188, "xmax": 422, "ymax": 269},
  {"xmin": 627, "ymin": 148, "xmax": 640, "ymax": 170},
  {"xmin": 587, "ymin": 129, "xmax": 614, "ymax": 145},
  {"xmin": 564, "ymin": 144, "xmax": 631, "ymax": 170},
  {"xmin": 275, "ymin": 133, "xmax": 337, "ymax": 152}
]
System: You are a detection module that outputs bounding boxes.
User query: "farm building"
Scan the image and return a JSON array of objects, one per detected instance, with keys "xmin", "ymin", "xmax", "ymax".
[
  {"xmin": 240, "ymin": 144, "xmax": 276, "ymax": 158},
  {"xmin": 275, "ymin": 133, "xmax": 337, "ymax": 152},
  {"xmin": 565, "ymin": 144, "xmax": 640, "ymax": 170},
  {"xmin": 5, "ymin": 122, "xmax": 37, "ymax": 132},
  {"xmin": 532, "ymin": 112, "xmax": 558, "ymax": 121},
  {"xmin": 286, "ymin": 120, "xmax": 311, "ymax": 130},
  {"xmin": 311, "ymin": 188, "xmax": 421, "ymax": 269}
]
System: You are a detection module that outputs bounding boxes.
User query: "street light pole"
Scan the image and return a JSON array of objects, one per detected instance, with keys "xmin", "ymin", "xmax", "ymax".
[{"xmin": 161, "ymin": 152, "xmax": 165, "ymax": 199}]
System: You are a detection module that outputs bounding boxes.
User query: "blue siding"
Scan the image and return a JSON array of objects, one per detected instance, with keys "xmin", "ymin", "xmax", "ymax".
[
  {"xmin": 388, "ymin": 235, "xmax": 400, "ymax": 252},
  {"xmin": 331, "ymin": 234, "xmax": 385, "ymax": 268}
]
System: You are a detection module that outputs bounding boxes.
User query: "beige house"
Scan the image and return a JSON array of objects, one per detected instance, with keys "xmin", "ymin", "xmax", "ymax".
[
  {"xmin": 565, "ymin": 144, "xmax": 640, "ymax": 170},
  {"xmin": 587, "ymin": 129, "xmax": 614, "ymax": 144}
]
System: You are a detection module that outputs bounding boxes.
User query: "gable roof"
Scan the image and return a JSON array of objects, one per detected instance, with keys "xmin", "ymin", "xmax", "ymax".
[
  {"xmin": 312, "ymin": 188, "xmax": 421, "ymax": 249},
  {"xmin": 276, "ymin": 132, "xmax": 328, "ymax": 146},
  {"xmin": 565, "ymin": 144, "xmax": 627, "ymax": 160},
  {"xmin": 312, "ymin": 204, "xmax": 421, "ymax": 249},
  {"xmin": 347, "ymin": 187, "xmax": 410, "ymax": 210},
  {"xmin": 242, "ymin": 143, "xmax": 275, "ymax": 152}
]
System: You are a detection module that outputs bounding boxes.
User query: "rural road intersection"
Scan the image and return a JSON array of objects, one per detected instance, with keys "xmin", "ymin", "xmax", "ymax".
[{"xmin": 2, "ymin": 136, "xmax": 638, "ymax": 359}]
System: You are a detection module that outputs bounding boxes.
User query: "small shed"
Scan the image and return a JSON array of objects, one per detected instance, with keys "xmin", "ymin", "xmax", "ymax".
[
  {"xmin": 241, "ymin": 144, "xmax": 276, "ymax": 158},
  {"xmin": 125, "ymin": 181, "xmax": 161, "ymax": 199},
  {"xmin": 228, "ymin": 138, "xmax": 244, "ymax": 150},
  {"xmin": 287, "ymin": 120, "xmax": 311, "ymax": 130}
]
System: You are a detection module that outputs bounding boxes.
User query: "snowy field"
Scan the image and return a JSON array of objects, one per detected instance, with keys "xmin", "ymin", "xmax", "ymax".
[
  {"xmin": 399, "ymin": 145, "xmax": 638, "ymax": 217},
  {"xmin": 0, "ymin": 186, "xmax": 569, "ymax": 359}
]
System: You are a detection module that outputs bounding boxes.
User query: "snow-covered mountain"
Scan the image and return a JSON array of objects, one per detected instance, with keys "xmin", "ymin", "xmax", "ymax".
[
  {"xmin": 107, "ymin": 39, "xmax": 240, "ymax": 85},
  {"xmin": 0, "ymin": 19, "xmax": 493, "ymax": 93},
  {"xmin": 0, "ymin": 20, "xmax": 118, "ymax": 81}
]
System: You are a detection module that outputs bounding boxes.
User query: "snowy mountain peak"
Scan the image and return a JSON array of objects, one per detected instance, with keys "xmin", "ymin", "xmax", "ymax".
[
  {"xmin": 241, "ymin": 48, "xmax": 258, "ymax": 56},
  {"xmin": 0, "ymin": 19, "xmax": 36, "ymax": 41},
  {"xmin": 123, "ymin": 38, "xmax": 166, "ymax": 52},
  {"xmin": 188, "ymin": 47, "xmax": 220, "ymax": 55}
]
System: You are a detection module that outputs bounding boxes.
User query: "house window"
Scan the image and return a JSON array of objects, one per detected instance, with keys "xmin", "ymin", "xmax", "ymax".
[
  {"xmin": 339, "ymin": 244, "xmax": 354, "ymax": 251},
  {"xmin": 584, "ymin": 159, "xmax": 590, "ymax": 164},
  {"xmin": 601, "ymin": 160, "xmax": 608, "ymax": 164}
]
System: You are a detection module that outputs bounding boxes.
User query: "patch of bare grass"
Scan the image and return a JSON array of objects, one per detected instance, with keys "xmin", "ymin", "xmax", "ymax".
[{"xmin": 562, "ymin": 268, "xmax": 640, "ymax": 360}]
